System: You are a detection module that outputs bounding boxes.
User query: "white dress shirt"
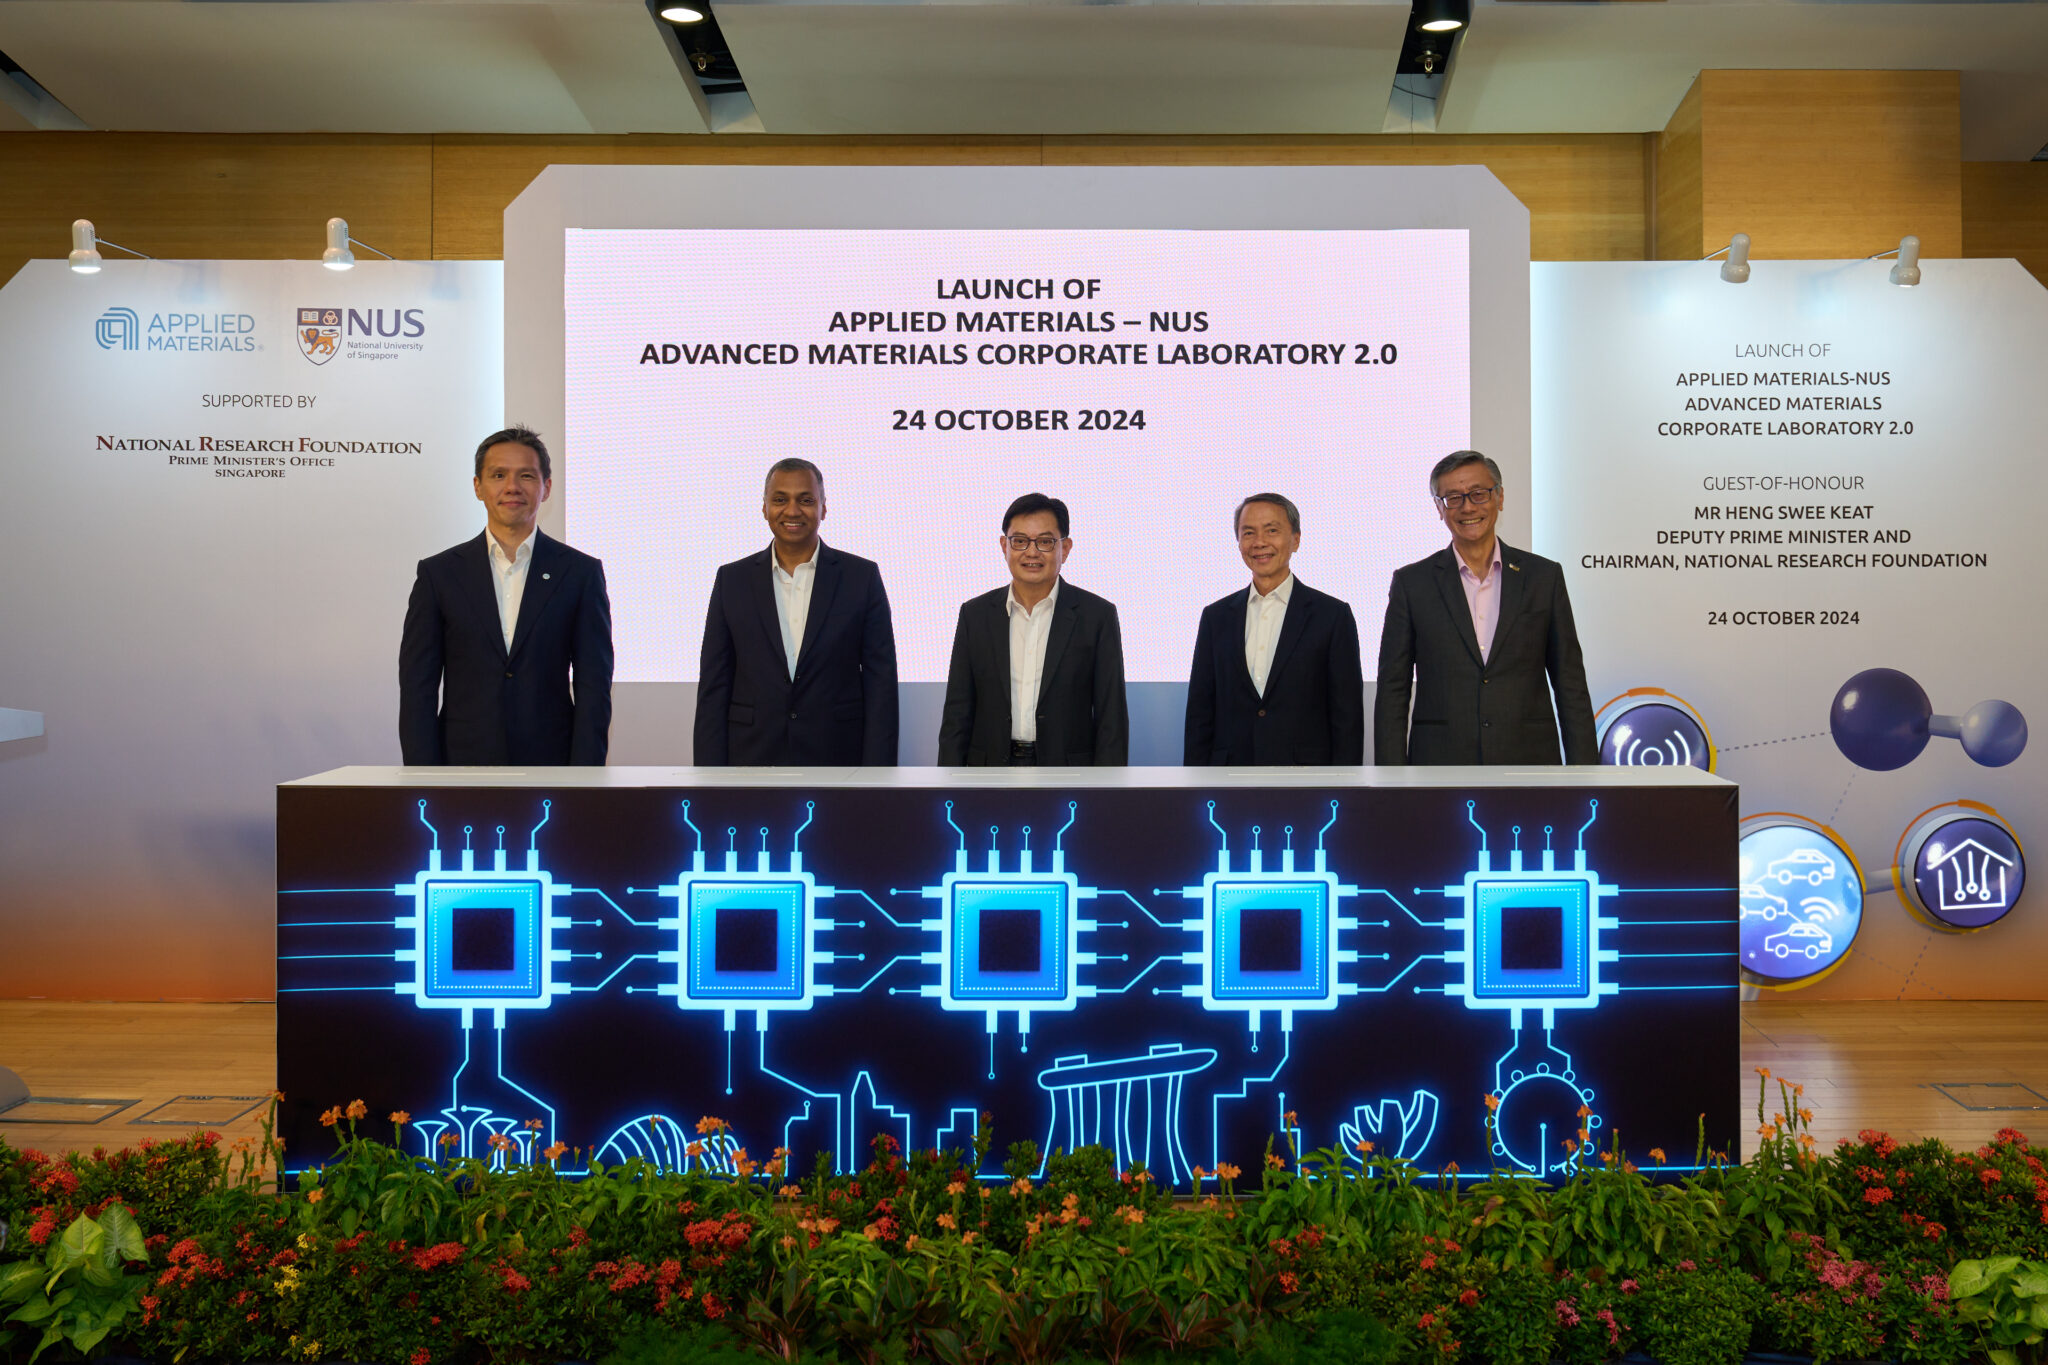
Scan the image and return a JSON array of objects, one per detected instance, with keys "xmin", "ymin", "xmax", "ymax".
[
  {"xmin": 1244, "ymin": 574, "xmax": 1293, "ymax": 696},
  {"xmin": 1006, "ymin": 580, "xmax": 1060, "ymax": 742},
  {"xmin": 486, "ymin": 527, "xmax": 536, "ymax": 653},
  {"xmin": 772, "ymin": 547, "xmax": 819, "ymax": 678}
]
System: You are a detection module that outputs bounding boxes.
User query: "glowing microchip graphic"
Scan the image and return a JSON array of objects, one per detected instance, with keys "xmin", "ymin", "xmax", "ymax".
[
  {"xmin": 658, "ymin": 803, "xmax": 826, "ymax": 1016},
  {"xmin": 950, "ymin": 881, "xmax": 1070, "ymax": 1001},
  {"xmin": 686, "ymin": 880, "xmax": 806, "ymax": 1000},
  {"xmin": 1471, "ymin": 879, "xmax": 1590, "ymax": 1000},
  {"xmin": 1211, "ymin": 880, "xmax": 1331, "ymax": 1001},
  {"xmin": 424, "ymin": 881, "xmax": 543, "ymax": 999},
  {"xmin": 395, "ymin": 808, "xmax": 570, "ymax": 1014}
]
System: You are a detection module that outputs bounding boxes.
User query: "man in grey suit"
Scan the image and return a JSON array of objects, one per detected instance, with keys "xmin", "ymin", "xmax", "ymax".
[
  {"xmin": 938, "ymin": 493, "xmax": 1128, "ymax": 766},
  {"xmin": 1373, "ymin": 451, "xmax": 1597, "ymax": 765}
]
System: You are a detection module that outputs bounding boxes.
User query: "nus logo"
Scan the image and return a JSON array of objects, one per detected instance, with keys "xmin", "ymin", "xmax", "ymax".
[{"xmin": 96, "ymin": 307, "xmax": 140, "ymax": 351}]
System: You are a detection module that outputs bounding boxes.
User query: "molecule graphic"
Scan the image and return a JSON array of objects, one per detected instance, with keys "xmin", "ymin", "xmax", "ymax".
[{"xmin": 1830, "ymin": 668, "xmax": 2027, "ymax": 772}]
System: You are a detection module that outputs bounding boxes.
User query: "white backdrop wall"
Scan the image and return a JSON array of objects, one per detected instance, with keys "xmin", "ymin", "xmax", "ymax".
[
  {"xmin": 1533, "ymin": 258, "xmax": 2048, "ymax": 1000},
  {"xmin": 0, "ymin": 261, "xmax": 502, "ymax": 1000}
]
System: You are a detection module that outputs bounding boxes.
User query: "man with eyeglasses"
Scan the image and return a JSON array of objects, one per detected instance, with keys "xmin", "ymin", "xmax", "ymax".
[
  {"xmin": 938, "ymin": 493, "xmax": 1128, "ymax": 766},
  {"xmin": 694, "ymin": 457, "xmax": 899, "ymax": 766},
  {"xmin": 1184, "ymin": 494, "xmax": 1364, "ymax": 766},
  {"xmin": 1373, "ymin": 451, "xmax": 1597, "ymax": 766}
]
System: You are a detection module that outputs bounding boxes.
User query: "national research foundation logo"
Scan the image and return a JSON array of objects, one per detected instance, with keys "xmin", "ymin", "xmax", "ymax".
[
  {"xmin": 95, "ymin": 307, "xmax": 139, "ymax": 351},
  {"xmin": 296, "ymin": 307, "xmax": 342, "ymax": 366}
]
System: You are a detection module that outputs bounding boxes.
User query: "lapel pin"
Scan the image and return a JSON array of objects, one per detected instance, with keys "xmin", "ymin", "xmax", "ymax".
[{"xmin": 542, "ymin": 572, "xmax": 551, "ymax": 580}]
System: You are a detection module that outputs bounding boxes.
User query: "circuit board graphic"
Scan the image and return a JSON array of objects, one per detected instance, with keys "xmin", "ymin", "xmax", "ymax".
[{"xmin": 277, "ymin": 778, "xmax": 1738, "ymax": 1178}]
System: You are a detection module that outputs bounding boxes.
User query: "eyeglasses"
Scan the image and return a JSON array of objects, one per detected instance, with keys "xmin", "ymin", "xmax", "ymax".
[
  {"xmin": 1435, "ymin": 484, "xmax": 1499, "ymax": 511},
  {"xmin": 1007, "ymin": 534, "xmax": 1062, "ymax": 553}
]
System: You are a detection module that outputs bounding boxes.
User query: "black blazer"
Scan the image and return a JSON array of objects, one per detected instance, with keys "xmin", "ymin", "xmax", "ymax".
[
  {"xmin": 1373, "ymin": 541, "xmax": 1597, "ymax": 766},
  {"xmin": 938, "ymin": 581, "xmax": 1128, "ymax": 766},
  {"xmin": 1184, "ymin": 579, "xmax": 1364, "ymax": 766},
  {"xmin": 398, "ymin": 530, "xmax": 613, "ymax": 766},
  {"xmin": 694, "ymin": 544, "xmax": 898, "ymax": 766}
]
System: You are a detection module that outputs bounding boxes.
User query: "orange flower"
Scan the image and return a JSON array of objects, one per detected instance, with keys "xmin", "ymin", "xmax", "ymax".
[
  {"xmin": 1283, "ymin": 1110, "xmax": 1298, "ymax": 1127},
  {"xmin": 389, "ymin": 1110, "xmax": 411, "ymax": 1125},
  {"xmin": 1483, "ymin": 1094, "xmax": 1500, "ymax": 1112},
  {"xmin": 685, "ymin": 1142, "xmax": 705, "ymax": 1158},
  {"xmin": 437, "ymin": 1132, "xmax": 459, "ymax": 1148},
  {"xmin": 695, "ymin": 1116, "xmax": 726, "ymax": 1136},
  {"xmin": 1756, "ymin": 1066, "xmax": 1772, "ymax": 1079},
  {"xmin": 1648, "ymin": 1148, "xmax": 1668, "ymax": 1165},
  {"xmin": 318, "ymin": 1107, "xmax": 342, "ymax": 1127},
  {"xmin": 1576, "ymin": 1104, "xmax": 1592, "ymax": 1119},
  {"xmin": 307, "ymin": 1188, "xmax": 324, "ymax": 1203},
  {"xmin": 344, "ymin": 1099, "xmax": 368, "ymax": 1121},
  {"xmin": 544, "ymin": 1142, "xmax": 568, "ymax": 1161},
  {"xmin": 1356, "ymin": 1141, "xmax": 1376, "ymax": 1155},
  {"xmin": 961, "ymin": 1231, "xmax": 977, "ymax": 1245},
  {"xmin": 936, "ymin": 1213, "xmax": 958, "ymax": 1230},
  {"xmin": 1191, "ymin": 1167, "xmax": 1209, "ymax": 1181},
  {"xmin": 946, "ymin": 1180, "xmax": 967, "ymax": 1196},
  {"xmin": 1217, "ymin": 1162, "xmax": 1242, "ymax": 1180},
  {"xmin": 1599, "ymin": 1151, "xmax": 1616, "ymax": 1166},
  {"xmin": 1265, "ymin": 1153, "xmax": 1286, "ymax": 1171},
  {"xmin": 523, "ymin": 1118, "xmax": 544, "ymax": 1132}
]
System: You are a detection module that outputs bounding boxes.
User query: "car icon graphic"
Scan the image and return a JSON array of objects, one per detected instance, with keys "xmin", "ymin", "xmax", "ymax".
[
  {"xmin": 1764, "ymin": 921, "xmax": 1833, "ymax": 960},
  {"xmin": 1739, "ymin": 883, "xmax": 1791, "ymax": 921},
  {"xmin": 1765, "ymin": 849, "xmax": 1836, "ymax": 887}
]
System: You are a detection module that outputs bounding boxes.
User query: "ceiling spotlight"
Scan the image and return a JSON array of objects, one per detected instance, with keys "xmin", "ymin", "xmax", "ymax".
[
  {"xmin": 68, "ymin": 218, "xmax": 152, "ymax": 274},
  {"xmin": 1703, "ymin": 232, "xmax": 1751, "ymax": 284},
  {"xmin": 1415, "ymin": 0, "xmax": 1469, "ymax": 31},
  {"xmin": 658, "ymin": 4, "xmax": 706, "ymax": 21},
  {"xmin": 322, "ymin": 217, "xmax": 396, "ymax": 272}
]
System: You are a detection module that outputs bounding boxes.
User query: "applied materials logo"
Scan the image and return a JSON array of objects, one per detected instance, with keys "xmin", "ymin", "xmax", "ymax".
[
  {"xmin": 297, "ymin": 307, "xmax": 342, "ymax": 366},
  {"xmin": 95, "ymin": 307, "xmax": 139, "ymax": 351}
]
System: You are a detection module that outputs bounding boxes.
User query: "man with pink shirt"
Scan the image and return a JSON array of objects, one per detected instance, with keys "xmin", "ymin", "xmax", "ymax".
[{"xmin": 1372, "ymin": 451, "xmax": 1597, "ymax": 766}]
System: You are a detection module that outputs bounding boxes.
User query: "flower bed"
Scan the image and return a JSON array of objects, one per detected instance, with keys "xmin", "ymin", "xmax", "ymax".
[{"xmin": 2, "ymin": 1074, "xmax": 2045, "ymax": 1365}]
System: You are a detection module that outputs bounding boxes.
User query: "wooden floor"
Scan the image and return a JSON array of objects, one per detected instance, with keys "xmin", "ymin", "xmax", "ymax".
[{"xmin": 1, "ymin": 999, "xmax": 2045, "ymax": 1160}]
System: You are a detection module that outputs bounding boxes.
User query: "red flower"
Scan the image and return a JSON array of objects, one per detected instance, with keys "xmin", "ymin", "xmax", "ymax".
[
  {"xmin": 1420, "ymin": 1253, "xmax": 1438, "ymax": 1270},
  {"xmin": 411, "ymin": 1352, "xmax": 431, "ymax": 1365},
  {"xmin": 1863, "ymin": 1186, "xmax": 1894, "ymax": 1205},
  {"xmin": 1459, "ymin": 1289, "xmax": 1480, "ymax": 1307},
  {"xmin": 1419, "ymin": 1313, "xmax": 1436, "ymax": 1328}
]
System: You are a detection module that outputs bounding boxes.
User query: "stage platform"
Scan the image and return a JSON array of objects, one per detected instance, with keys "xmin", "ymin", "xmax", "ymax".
[{"xmin": 4, "ymin": 998, "xmax": 2047, "ymax": 1161}]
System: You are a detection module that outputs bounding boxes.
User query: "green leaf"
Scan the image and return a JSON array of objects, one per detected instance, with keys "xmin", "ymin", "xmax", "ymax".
[
  {"xmin": 2014, "ymin": 1268, "xmax": 2048, "ymax": 1299},
  {"xmin": 98, "ymin": 1204, "xmax": 147, "ymax": 1264},
  {"xmin": 26, "ymin": 1323, "xmax": 64, "ymax": 1365},
  {"xmin": 1951, "ymin": 1260, "xmax": 1992, "ymax": 1300},
  {"xmin": 339, "ymin": 1207, "xmax": 360, "ymax": 1237},
  {"xmin": 53, "ymin": 1216, "xmax": 101, "ymax": 1275},
  {"xmin": 69, "ymin": 1322, "xmax": 112, "ymax": 1353}
]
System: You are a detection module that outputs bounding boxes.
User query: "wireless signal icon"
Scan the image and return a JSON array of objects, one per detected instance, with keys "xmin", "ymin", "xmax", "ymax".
[{"xmin": 1594, "ymin": 691, "xmax": 1714, "ymax": 772}]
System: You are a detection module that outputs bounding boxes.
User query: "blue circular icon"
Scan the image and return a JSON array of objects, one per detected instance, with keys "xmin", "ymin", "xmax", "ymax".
[
  {"xmin": 1595, "ymin": 691, "xmax": 1715, "ymax": 771},
  {"xmin": 1898, "ymin": 809, "xmax": 2026, "ymax": 931},
  {"xmin": 1599, "ymin": 702, "xmax": 1711, "ymax": 770},
  {"xmin": 1739, "ymin": 822, "xmax": 1863, "ymax": 985}
]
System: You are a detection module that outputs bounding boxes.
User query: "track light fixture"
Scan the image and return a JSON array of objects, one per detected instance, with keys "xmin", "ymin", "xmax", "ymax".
[
  {"xmin": 323, "ymin": 217, "xmax": 396, "ymax": 272},
  {"xmin": 68, "ymin": 219, "xmax": 153, "ymax": 274},
  {"xmin": 658, "ymin": 4, "xmax": 706, "ymax": 20},
  {"xmin": 1703, "ymin": 232, "xmax": 1751, "ymax": 284},
  {"xmin": 1414, "ymin": 0, "xmax": 1470, "ymax": 32},
  {"xmin": 1869, "ymin": 235, "xmax": 1921, "ymax": 287}
]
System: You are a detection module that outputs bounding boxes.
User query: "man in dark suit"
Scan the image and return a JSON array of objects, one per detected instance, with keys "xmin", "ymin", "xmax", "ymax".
[
  {"xmin": 1185, "ymin": 494, "xmax": 1364, "ymax": 766},
  {"xmin": 1373, "ymin": 451, "xmax": 1597, "ymax": 766},
  {"xmin": 399, "ymin": 426, "xmax": 613, "ymax": 765},
  {"xmin": 939, "ymin": 493, "xmax": 1128, "ymax": 766},
  {"xmin": 694, "ymin": 458, "xmax": 898, "ymax": 766}
]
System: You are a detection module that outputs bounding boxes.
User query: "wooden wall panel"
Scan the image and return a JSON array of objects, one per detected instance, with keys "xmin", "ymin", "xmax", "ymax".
[
  {"xmin": 1654, "ymin": 78, "xmax": 1704, "ymax": 261},
  {"xmin": 1697, "ymin": 70, "xmax": 1962, "ymax": 259},
  {"xmin": 1963, "ymin": 161, "xmax": 2048, "ymax": 288},
  {"xmin": 1043, "ymin": 134, "xmax": 1650, "ymax": 261},
  {"xmin": 430, "ymin": 135, "xmax": 1042, "ymax": 260},
  {"xmin": 0, "ymin": 133, "xmax": 432, "ymax": 289}
]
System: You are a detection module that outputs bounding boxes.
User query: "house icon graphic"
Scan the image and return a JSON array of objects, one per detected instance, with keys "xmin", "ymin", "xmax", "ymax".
[{"xmin": 1924, "ymin": 838, "xmax": 2018, "ymax": 917}]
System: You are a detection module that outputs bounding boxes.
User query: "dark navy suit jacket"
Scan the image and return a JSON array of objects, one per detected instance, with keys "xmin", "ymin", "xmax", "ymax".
[
  {"xmin": 937, "ymin": 581, "xmax": 1129, "ymax": 766},
  {"xmin": 1373, "ymin": 541, "xmax": 1598, "ymax": 766},
  {"xmin": 693, "ymin": 544, "xmax": 899, "ymax": 766},
  {"xmin": 398, "ymin": 530, "xmax": 613, "ymax": 766},
  {"xmin": 1184, "ymin": 578, "xmax": 1364, "ymax": 766}
]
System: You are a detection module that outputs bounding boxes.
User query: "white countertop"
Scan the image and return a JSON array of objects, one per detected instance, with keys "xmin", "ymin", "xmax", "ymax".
[{"xmin": 285, "ymin": 765, "xmax": 1734, "ymax": 791}]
